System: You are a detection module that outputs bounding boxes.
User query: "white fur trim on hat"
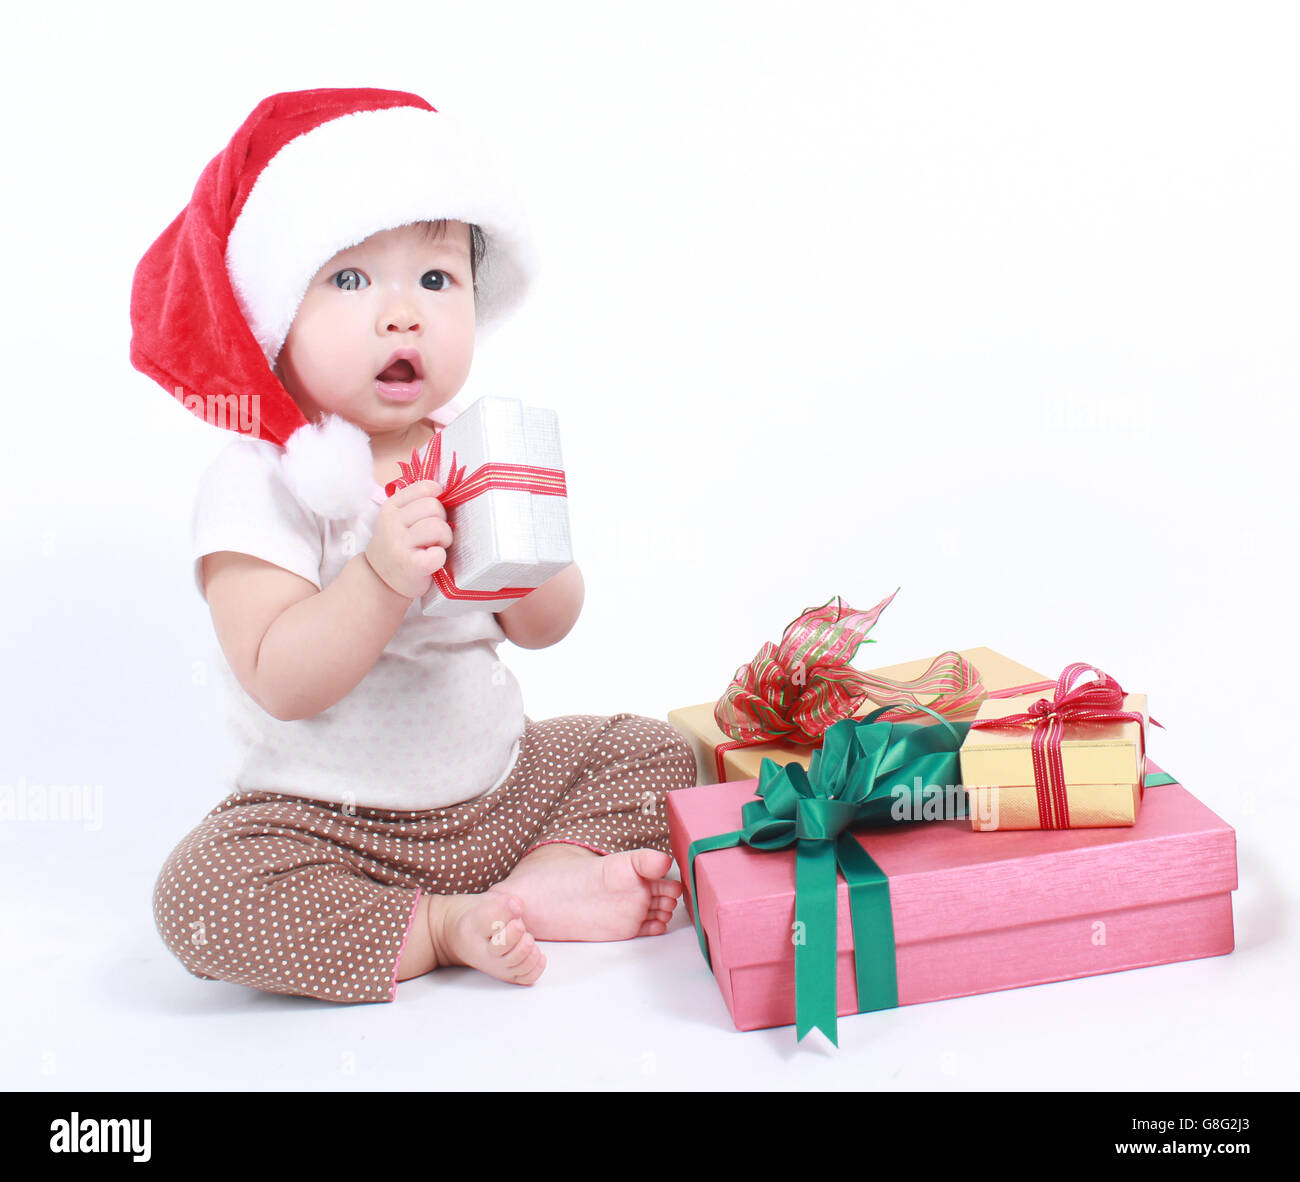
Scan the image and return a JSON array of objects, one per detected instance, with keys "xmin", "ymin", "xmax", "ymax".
[
  {"xmin": 225, "ymin": 105, "xmax": 535, "ymax": 366},
  {"xmin": 280, "ymin": 414, "xmax": 377, "ymax": 520}
]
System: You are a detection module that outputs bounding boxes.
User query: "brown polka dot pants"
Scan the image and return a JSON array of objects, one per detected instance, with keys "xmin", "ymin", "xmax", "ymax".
[{"xmin": 153, "ymin": 714, "xmax": 696, "ymax": 1004}]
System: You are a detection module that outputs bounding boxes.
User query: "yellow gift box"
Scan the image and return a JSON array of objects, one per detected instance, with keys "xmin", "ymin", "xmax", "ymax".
[
  {"xmin": 669, "ymin": 646, "xmax": 1050, "ymax": 786},
  {"xmin": 959, "ymin": 690, "xmax": 1149, "ymax": 831}
]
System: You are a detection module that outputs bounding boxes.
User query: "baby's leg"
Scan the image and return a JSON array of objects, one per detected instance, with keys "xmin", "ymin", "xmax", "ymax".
[
  {"xmin": 485, "ymin": 714, "xmax": 697, "ymax": 941},
  {"xmin": 153, "ymin": 790, "xmax": 545, "ymax": 1003}
]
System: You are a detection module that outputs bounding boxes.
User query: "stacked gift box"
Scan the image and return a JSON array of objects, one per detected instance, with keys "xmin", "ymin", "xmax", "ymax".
[{"xmin": 666, "ymin": 595, "xmax": 1237, "ymax": 1045}]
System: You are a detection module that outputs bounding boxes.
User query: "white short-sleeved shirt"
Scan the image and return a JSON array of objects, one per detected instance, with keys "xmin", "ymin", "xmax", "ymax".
[{"xmin": 191, "ymin": 427, "xmax": 525, "ymax": 812}]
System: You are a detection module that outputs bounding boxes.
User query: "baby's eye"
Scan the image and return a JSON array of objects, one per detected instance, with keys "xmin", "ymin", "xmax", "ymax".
[
  {"xmin": 332, "ymin": 268, "xmax": 368, "ymax": 291},
  {"xmin": 421, "ymin": 270, "xmax": 452, "ymax": 291}
]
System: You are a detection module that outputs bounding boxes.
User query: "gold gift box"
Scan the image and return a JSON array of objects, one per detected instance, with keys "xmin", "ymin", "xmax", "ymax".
[
  {"xmin": 668, "ymin": 646, "xmax": 1050, "ymax": 786},
  {"xmin": 959, "ymin": 690, "xmax": 1148, "ymax": 831}
]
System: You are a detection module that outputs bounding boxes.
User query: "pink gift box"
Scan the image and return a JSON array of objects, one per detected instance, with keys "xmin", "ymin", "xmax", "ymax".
[{"xmin": 667, "ymin": 761, "xmax": 1236, "ymax": 1034}]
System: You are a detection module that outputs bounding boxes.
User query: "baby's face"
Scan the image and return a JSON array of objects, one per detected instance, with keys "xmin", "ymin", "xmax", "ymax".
[{"xmin": 274, "ymin": 221, "xmax": 476, "ymax": 435}]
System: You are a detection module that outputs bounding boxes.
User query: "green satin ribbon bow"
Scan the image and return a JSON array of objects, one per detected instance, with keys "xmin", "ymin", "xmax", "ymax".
[{"xmin": 687, "ymin": 704, "xmax": 972, "ymax": 1046}]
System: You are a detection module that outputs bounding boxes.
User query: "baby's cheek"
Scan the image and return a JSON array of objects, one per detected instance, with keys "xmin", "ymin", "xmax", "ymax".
[
  {"xmin": 293, "ymin": 321, "xmax": 355, "ymax": 383},
  {"xmin": 444, "ymin": 307, "xmax": 478, "ymax": 376}
]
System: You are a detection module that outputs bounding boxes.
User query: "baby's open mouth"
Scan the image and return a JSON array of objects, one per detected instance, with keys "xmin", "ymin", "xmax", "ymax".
[{"xmin": 377, "ymin": 359, "xmax": 417, "ymax": 382}]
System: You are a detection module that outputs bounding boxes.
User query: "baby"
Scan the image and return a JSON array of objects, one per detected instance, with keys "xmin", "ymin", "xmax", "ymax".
[{"xmin": 131, "ymin": 88, "xmax": 696, "ymax": 1003}]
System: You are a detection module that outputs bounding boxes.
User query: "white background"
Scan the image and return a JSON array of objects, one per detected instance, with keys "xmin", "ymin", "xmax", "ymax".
[{"xmin": 1, "ymin": 0, "xmax": 1295, "ymax": 1092}]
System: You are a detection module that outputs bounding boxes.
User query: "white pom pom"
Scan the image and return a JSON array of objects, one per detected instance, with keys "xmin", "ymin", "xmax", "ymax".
[{"xmin": 280, "ymin": 414, "xmax": 376, "ymax": 520}]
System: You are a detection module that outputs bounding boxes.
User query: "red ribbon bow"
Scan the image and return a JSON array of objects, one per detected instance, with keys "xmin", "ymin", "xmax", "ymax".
[
  {"xmin": 385, "ymin": 428, "xmax": 567, "ymax": 603},
  {"xmin": 968, "ymin": 662, "xmax": 1157, "ymax": 829}
]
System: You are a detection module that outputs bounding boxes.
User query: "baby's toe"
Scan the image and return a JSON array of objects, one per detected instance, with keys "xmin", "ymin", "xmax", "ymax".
[
  {"xmin": 630, "ymin": 848, "xmax": 673, "ymax": 881},
  {"xmin": 512, "ymin": 951, "xmax": 546, "ymax": 986},
  {"xmin": 501, "ymin": 930, "xmax": 538, "ymax": 970},
  {"xmin": 489, "ymin": 914, "xmax": 526, "ymax": 951}
]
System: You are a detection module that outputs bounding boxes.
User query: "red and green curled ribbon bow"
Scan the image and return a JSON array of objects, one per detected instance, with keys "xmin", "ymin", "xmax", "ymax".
[
  {"xmin": 710, "ymin": 590, "xmax": 987, "ymax": 781},
  {"xmin": 688, "ymin": 705, "xmax": 972, "ymax": 1046}
]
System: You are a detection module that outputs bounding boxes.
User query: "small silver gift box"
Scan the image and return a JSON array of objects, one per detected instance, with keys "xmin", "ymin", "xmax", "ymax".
[{"xmin": 418, "ymin": 396, "xmax": 573, "ymax": 617}]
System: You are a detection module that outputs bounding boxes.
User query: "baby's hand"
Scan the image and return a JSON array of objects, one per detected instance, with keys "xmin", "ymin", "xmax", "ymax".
[{"xmin": 364, "ymin": 480, "xmax": 452, "ymax": 598}]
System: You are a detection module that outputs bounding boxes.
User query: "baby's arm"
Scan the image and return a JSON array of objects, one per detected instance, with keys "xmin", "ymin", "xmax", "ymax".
[
  {"xmin": 203, "ymin": 480, "xmax": 450, "ymax": 721},
  {"xmin": 495, "ymin": 563, "xmax": 584, "ymax": 650}
]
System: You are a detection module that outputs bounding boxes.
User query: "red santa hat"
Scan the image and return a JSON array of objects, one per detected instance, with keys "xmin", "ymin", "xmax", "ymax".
[{"xmin": 129, "ymin": 87, "xmax": 535, "ymax": 519}]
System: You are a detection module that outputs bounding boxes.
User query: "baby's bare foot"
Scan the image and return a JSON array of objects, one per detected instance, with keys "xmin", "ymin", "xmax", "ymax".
[
  {"xmin": 432, "ymin": 892, "xmax": 546, "ymax": 985},
  {"xmin": 490, "ymin": 848, "xmax": 684, "ymax": 942}
]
